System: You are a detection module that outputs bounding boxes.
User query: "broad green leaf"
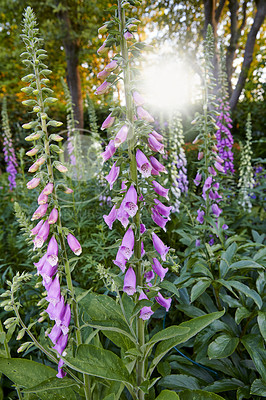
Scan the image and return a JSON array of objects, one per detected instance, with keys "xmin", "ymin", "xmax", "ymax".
[
  {"xmin": 80, "ymin": 293, "xmax": 124, "ymax": 323},
  {"xmin": 85, "ymin": 320, "xmax": 136, "ymax": 343},
  {"xmin": 220, "ymin": 242, "xmax": 237, "ymax": 277},
  {"xmin": 228, "ymin": 281, "xmax": 262, "ymax": 309},
  {"xmin": 254, "ymin": 247, "xmax": 266, "ymax": 262},
  {"xmin": 258, "ymin": 311, "xmax": 266, "ymax": 341},
  {"xmin": 160, "ymin": 280, "xmax": 180, "ymax": 298},
  {"xmin": 208, "ymin": 334, "xmax": 239, "ymax": 359},
  {"xmin": 23, "ymin": 377, "xmax": 79, "ymax": 393},
  {"xmin": 159, "ymin": 374, "xmax": 200, "ymax": 390},
  {"xmin": 191, "ymin": 280, "xmax": 211, "ymax": 302},
  {"xmin": 63, "ymin": 344, "xmax": 133, "ymax": 384},
  {"xmin": 147, "ymin": 326, "xmax": 190, "ymax": 346},
  {"xmin": 103, "ymin": 395, "xmax": 116, "ymax": 400},
  {"xmin": 148, "ymin": 311, "xmax": 224, "ymax": 377},
  {"xmin": 250, "ymin": 379, "xmax": 266, "ymax": 396},
  {"xmin": 204, "ymin": 378, "xmax": 245, "ymax": 393},
  {"xmin": 0, "ymin": 358, "xmax": 56, "ymax": 388},
  {"xmin": 155, "ymin": 390, "xmax": 180, "ymax": 400},
  {"xmin": 230, "ymin": 260, "xmax": 264, "ymax": 271},
  {"xmin": 179, "ymin": 389, "xmax": 226, "ymax": 399},
  {"xmin": 241, "ymin": 335, "xmax": 266, "ymax": 381},
  {"xmin": 235, "ymin": 307, "xmax": 252, "ymax": 325}
]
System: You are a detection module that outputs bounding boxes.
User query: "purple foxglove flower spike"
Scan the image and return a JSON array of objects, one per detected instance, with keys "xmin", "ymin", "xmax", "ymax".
[
  {"xmin": 139, "ymin": 291, "xmax": 154, "ymax": 320},
  {"xmin": 148, "ymin": 134, "xmax": 164, "ymax": 154},
  {"xmin": 136, "ymin": 106, "xmax": 154, "ymax": 123},
  {"xmin": 42, "ymin": 182, "xmax": 54, "ymax": 195},
  {"xmin": 211, "ymin": 203, "xmax": 222, "ymax": 217},
  {"xmin": 152, "ymin": 258, "xmax": 168, "ymax": 281},
  {"xmin": 120, "ymin": 227, "xmax": 134, "ymax": 260},
  {"xmin": 113, "ymin": 248, "xmax": 127, "ymax": 272},
  {"xmin": 31, "ymin": 219, "xmax": 44, "ymax": 236},
  {"xmin": 149, "ymin": 156, "xmax": 167, "ymax": 174},
  {"xmin": 27, "ymin": 177, "xmax": 41, "ymax": 189},
  {"xmin": 95, "ymin": 81, "xmax": 111, "ymax": 95},
  {"xmin": 101, "ymin": 140, "xmax": 116, "ymax": 162},
  {"xmin": 67, "ymin": 233, "xmax": 82, "ymax": 256},
  {"xmin": 152, "ymin": 232, "xmax": 170, "ymax": 261},
  {"xmin": 123, "ymin": 185, "xmax": 138, "ymax": 217},
  {"xmin": 114, "ymin": 125, "xmax": 128, "ymax": 147},
  {"xmin": 103, "ymin": 205, "xmax": 118, "ymax": 230},
  {"xmin": 123, "ymin": 267, "xmax": 136, "ymax": 295},
  {"xmin": 105, "ymin": 161, "xmax": 120, "ymax": 190},
  {"xmin": 136, "ymin": 149, "xmax": 152, "ymax": 178},
  {"xmin": 155, "ymin": 292, "xmax": 172, "ymax": 312},
  {"xmin": 48, "ymin": 324, "xmax": 62, "ymax": 345},
  {"xmin": 48, "ymin": 208, "xmax": 58, "ymax": 224},
  {"xmin": 46, "ymin": 296, "xmax": 64, "ymax": 321},
  {"xmin": 154, "ymin": 199, "xmax": 172, "ymax": 218},
  {"xmin": 101, "ymin": 113, "xmax": 115, "ymax": 130},
  {"xmin": 197, "ymin": 209, "xmax": 205, "ymax": 224},
  {"xmin": 151, "ymin": 208, "xmax": 168, "ymax": 231},
  {"xmin": 132, "ymin": 91, "xmax": 145, "ymax": 106},
  {"xmin": 46, "ymin": 274, "xmax": 61, "ymax": 305},
  {"xmin": 152, "ymin": 181, "xmax": 169, "ymax": 200},
  {"xmin": 31, "ymin": 204, "xmax": 48, "ymax": 221}
]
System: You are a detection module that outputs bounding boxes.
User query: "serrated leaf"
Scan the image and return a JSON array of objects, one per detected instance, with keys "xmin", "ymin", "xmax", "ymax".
[{"xmin": 208, "ymin": 334, "xmax": 239, "ymax": 359}]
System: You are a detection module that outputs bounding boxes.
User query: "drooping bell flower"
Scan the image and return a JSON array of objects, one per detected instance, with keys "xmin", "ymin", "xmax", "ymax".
[
  {"xmin": 61, "ymin": 303, "xmax": 71, "ymax": 335},
  {"xmin": 38, "ymin": 192, "xmax": 48, "ymax": 205},
  {"xmin": 123, "ymin": 267, "xmax": 136, "ymax": 295},
  {"xmin": 46, "ymin": 236, "xmax": 59, "ymax": 267},
  {"xmin": 67, "ymin": 233, "xmax": 82, "ymax": 256},
  {"xmin": 53, "ymin": 333, "xmax": 68, "ymax": 356},
  {"xmin": 31, "ymin": 219, "xmax": 44, "ymax": 236},
  {"xmin": 48, "ymin": 324, "xmax": 62, "ymax": 344},
  {"xmin": 105, "ymin": 161, "xmax": 120, "ymax": 190},
  {"xmin": 195, "ymin": 239, "xmax": 201, "ymax": 247},
  {"xmin": 144, "ymin": 270, "xmax": 154, "ymax": 282},
  {"xmin": 116, "ymin": 201, "xmax": 130, "ymax": 229},
  {"xmin": 148, "ymin": 134, "xmax": 164, "ymax": 154},
  {"xmin": 46, "ymin": 274, "xmax": 61, "ymax": 305},
  {"xmin": 155, "ymin": 292, "xmax": 172, "ymax": 312},
  {"xmin": 124, "ymin": 31, "xmax": 134, "ymax": 40},
  {"xmin": 114, "ymin": 125, "xmax": 128, "ymax": 147},
  {"xmin": 97, "ymin": 69, "xmax": 110, "ymax": 80},
  {"xmin": 136, "ymin": 106, "xmax": 154, "ymax": 123},
  {"xmin": 95, "ymin": 81, "xmax": 111, "ymax": 95},
  {"xmin": 203, "ymin": 176, "xmax": 212, "ymax": 196},
  {"xmin": 34, "ymin": 253, "xmax": 47, "ymax": 274},
  {"xmin": 139, "ymin": 291, "xmax": 154, "ymax": 320},
  {"xmin": 31, "ymin": 204, "xmax": 48, "ymax": 221},
  {"xmin": 42, "ymin": 182, "xmax": 54, "ymax": 195},
  {"xmin": 194, "ymin": 173, "xmax": 202, "ymax": 186},
  {"xmin": 197, "ymin": 209, "xmax": 205, "ymax": 224},
  {"xmin": 151, "ymin": 130, "xmax": 163, "ymax": 142},
  {"xmin": 140, "ymin": 223, "xmax": 146, "ymax": 234},
  {"xmin": 27, "ymin": 177, "xmax": 41, "ymax": 189},
  {"xmin": 41, "ymin": 261, "xmax": 58, "ymax": 287},
  {"xmin": 105, "ymin": 60, "xmax": 118, "ymax": 72},
  {"xmin": 208, "ymin": 166, "xmax": 217, "ymax": 176},
  {"xmin": 113, "ymin": 248, "xmax": 127, "ymax": 272},
  {"xmin": 136, "ymin": 149, "xmax": 152, "ymax": 178},
  {"xmin": 151, "ymin": 208, "xmax": 168, "ymax": 231},
  {"xmin": 48, "ymin": 208, "xmax": 58, "ymax": 224},
  {"xmin": 152, "ymin": 181, "xmax": 169, "ymax": 200},
  {"xmin": 101, "ymin": 113, "xmax": 115, "ymax": 130},
  {"xmin": 154, "ymin": 199, "xmax": 172, "ymax": 218},
  {"xmin": 26, "ymin": 147, "xmax": 39, "ymax": 156},
  {"xmin": 214, "ymin": 161, "xmax": 224, "ymax": 173},
  {"xmin": 103, "ymin": 205, "xmax": 118, "ymax": 230},
  {"xmin": 97, "ymin": 41, "xmax": 108, "ymax": 55},
  {"xmin": 123, "ymin": 185, "xmax": 138, "ymax": 217},
  {"xmin": 211, "ymin": 203, "xmax": 222, "ymax": 217},
  {"xmin": 149, "ymin": 156, "xmax": 166, "ymax": 174},
  {"xmin": 198, "ymin": 151, "xmax": 204, "ymax": 160},
  {"xmin": 57, "ymin": 359, "xmax": 67, "ymax": 379},
  {"xmin": 152, "ymin": 258, "xmax": 168, "ymax": 281},
  {"xmin": 64, "ymin": 187, "xmax": 73, "ymax": 194},
  {"xmin": 28, "ymin": 162, "xmax": 39, "ymax": 173},
  {"xmin": 101, "ymin": 140, "xmax": 116, "ymax": 162},
  {"xmin": 141, "ymin": 241, "xmax": 145, "ymax": 257},
  {"xmin": 55, "ymin": 163, "xmax": 68, "ymax": 173},
  {"xmin": 152, "ymin": 232, "xmax": 170, "ymax": 261},
  {"xmin": 119, "ymin": 227, "xmax": 134, "ymax": 260},
  {"xmin": 34, "ymin": 220, "xmax": 50, "ymax": 248},
  {"xmin": 132, "ymin": 91, "xmax": 145, "ymax": 106}
]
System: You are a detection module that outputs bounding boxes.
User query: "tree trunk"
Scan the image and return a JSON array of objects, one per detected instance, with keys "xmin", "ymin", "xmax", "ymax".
[
  {"xmin": 56, "ymin": 6, "xmax": 84, "ymax": 129},
  {"xmin": 229, "ymin": 0, "xmax": 266, "ymax": 110}
]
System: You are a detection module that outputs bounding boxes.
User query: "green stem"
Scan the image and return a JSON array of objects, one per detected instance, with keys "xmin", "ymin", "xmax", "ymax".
[{"xmin": 118, "ymin": 2, "xmax": 145, "ymax": 398}]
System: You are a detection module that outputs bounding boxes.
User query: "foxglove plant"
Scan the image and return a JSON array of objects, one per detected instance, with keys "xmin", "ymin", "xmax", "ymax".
[
  {"xmin": 1, "ymin": 98, "xmax": 18, "ymax": 190},
  {"xmin": 97, "ymin": 0, "xmax": 172, "ymax": 397},
  {"xmin": 168, "ymin": 112, "xmax": 188, "ymax": 212},
  {"xmin": 238, "ymin": 114, "xmax": 255, "ymax": 212},
  {"xmin": 19, "ymin": 7, "xmax": 87, "ymax": 388}
]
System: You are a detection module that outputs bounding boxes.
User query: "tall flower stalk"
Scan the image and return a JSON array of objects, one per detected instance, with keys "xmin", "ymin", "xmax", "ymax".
[
  {"xmin": 96, "ymin": 1, "xmax": 171, "ymax": 397},
  {"xmin": 1, "ymin": 98, "xmax": 18, "ymax": 190},
  {"xmin": 20, "ymin": 7, "xmax": 87, "ymax": 392}
]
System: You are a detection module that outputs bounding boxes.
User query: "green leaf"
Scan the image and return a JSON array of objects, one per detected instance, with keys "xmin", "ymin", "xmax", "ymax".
[
  {"xmin": 179, "ymin": 390, "xmax": 226, "ymax": 399},
  {"xmin": 258, "ymin": 311, "xmax": 266, "ymax": 341},
  {"xmin": 235, "ymin": 307, "xmax": 252, "ymax": 325},
  {"xmin": 191, "ymin": 280, "xmax": 211, "ymax": 302},
  {"xmin": 84, "ymin": 320, "xmax": 136, "ymax": 343},
  {"xmin": 228, "ymin": 281, "xmax": 262, "ymax": 309},
  {"xmin": 159, "ymin": 280, "xmax": 180, "ymax": 298},
  {"xmin": 241, "ymin": 334, "xmax": 266, "ymax": 381},
  {"xmin": 159, "ymin": 374, "xmax": 200, "ymax": 390},
  {"xmin": 155, "ymin": 390, "xmax": 180, "ymax": 400},
  {"xmin": 230, "ymin": 260, "xmax": 264, "ymax": 271},
  {"xmin": 103, "ymin": 395, "xmax": 116, "ymax": 400},
  {"xmin": 148, "ymin": 311, "xmax": 224, "ymax": 377},
  {"xmin": 208, "ymin": 334, "xmax": 239, "ymax": 359},
  {"xmin": 63, "ymin": 344, "xmax": 133, "ymax": 384},
  {"xmin": 204, "ymin": 378, "xmax": 245, "ymax": 393},
  {"xmin": 250, "ymin": 379, "xmax": 266, "ymax": 396},
  {"xmin": 147, "ymin": 326, "xmax": 190, "ymax": 346},
  {"xmin": 0, "ymin": 358, "xmax": 56, "ymax": 388},
  {"xmin": 23, "ymin": 377, "xmax": 79, "ymax": 393}
]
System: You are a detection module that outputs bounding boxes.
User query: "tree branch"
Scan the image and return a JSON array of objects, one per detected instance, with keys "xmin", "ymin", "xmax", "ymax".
[
  {"xmin": 215, "ymin": 0, "xmax": 226, "ymax": 23},
  {"xmin": 230, "ymin": 0, "xmax": 266, "ymax": 110}
]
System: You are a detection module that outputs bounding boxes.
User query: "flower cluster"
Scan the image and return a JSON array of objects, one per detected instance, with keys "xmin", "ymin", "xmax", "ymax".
[
  {"xmin": 168, "ymin": 112, "xmax": 188, "ymax": 212},
  {"xmin": 97, "ymin": 2, "xmax": 171, "ymax": 318},
  {"xmin": 238, "ymin": 114, "xmax": 255, "ymax": 212},
  {"xmin": 21, "ymin": 7, "xmax": 82, "ymax": 378},
  {"xmin": 1, "ymin": 98, "xmax": 18, "ymax": 190},
  {"xmin": 216, "ymin": 96, "xmax": 234, "ymax": 174}
]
